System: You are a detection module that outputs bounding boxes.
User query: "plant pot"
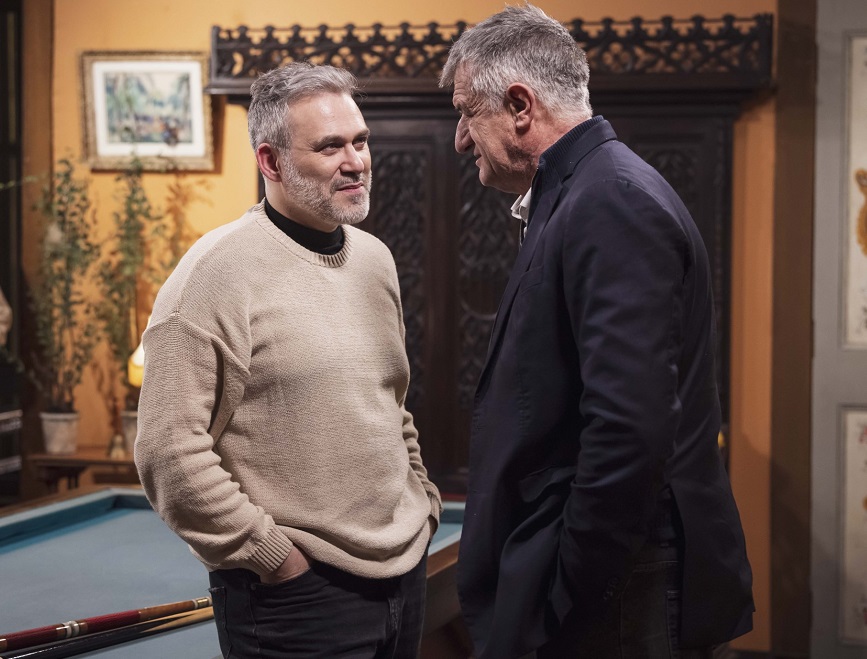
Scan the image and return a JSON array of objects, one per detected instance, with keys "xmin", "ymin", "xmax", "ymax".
[
  {"xmin": 40, "ymin": 411, "xmax": 80, "ymax": 455},
  {"xmin": 120, "ymin": 410, "xmax": 138, "ymax": 455}
]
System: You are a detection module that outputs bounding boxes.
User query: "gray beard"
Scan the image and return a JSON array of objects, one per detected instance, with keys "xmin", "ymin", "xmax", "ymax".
[{"xmin": 281, "ymin": 157, "xmax": 372, "ymax": 226}]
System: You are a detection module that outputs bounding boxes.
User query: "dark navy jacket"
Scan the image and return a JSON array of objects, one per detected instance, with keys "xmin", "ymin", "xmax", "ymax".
[{"xmin": 457, "ymin": 118, "xmax": 754, "ymax": 659}]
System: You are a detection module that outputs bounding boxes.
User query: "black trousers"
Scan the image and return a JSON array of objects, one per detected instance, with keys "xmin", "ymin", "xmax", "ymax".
[{"xmin": 208, "ymin": 555, "xmax": 427, "ymax": 659}]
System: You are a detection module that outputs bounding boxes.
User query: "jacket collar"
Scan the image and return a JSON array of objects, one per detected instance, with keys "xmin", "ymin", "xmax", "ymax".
[
  {"xmin": 538, "ymin": 116, "xmax": 609, "ymax": 183},
  {"xmin": 475, "ymin": 117, "xmax": 618, "ymax": 395}
]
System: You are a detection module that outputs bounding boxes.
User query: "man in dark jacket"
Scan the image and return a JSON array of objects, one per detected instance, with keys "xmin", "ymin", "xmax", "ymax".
[{"xmin": 439, "ymin": 5, "xmax": 754, "ymax": 658}]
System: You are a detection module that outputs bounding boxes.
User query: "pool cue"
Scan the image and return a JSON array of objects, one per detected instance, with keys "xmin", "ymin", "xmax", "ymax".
[
  {"xmin": 0, "ymin": 596, "xmax": 211, "ymax": 652},
  {"xmin": 0, "ymin": 608, "xmax": 214, "ymax": 659}
]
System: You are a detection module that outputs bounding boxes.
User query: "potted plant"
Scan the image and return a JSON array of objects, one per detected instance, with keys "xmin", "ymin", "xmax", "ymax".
[
  {"xmin": 29, "ymin": 160, "xmax": 100, "ymax": 453},
  {"xmin": 96, "ymin": 159, "xmax": 162, "ymax": 453}
]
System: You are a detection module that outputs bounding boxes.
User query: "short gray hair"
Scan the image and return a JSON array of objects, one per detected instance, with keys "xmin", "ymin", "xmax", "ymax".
[
  {"xmin": 248, "ymin": 62, "xmax": 358, "ymax": 150},
  {"xmin": 440, "ymin": 4, "xmax": 591, "ymax": 121}
]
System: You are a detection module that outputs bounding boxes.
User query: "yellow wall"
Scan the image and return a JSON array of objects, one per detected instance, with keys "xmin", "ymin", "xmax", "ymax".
[
  {"xmin": 27, "ymin": 0, "xmax": 777, "ymax": 651},
  {"xmin": 730, "ymin": 97, "xmax": 776, "ymax": 651}
]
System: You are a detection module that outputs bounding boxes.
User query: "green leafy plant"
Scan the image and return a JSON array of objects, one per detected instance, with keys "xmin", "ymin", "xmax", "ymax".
[
  {"xmin": 28, "ymin": 159, "xmax": 100, "ymax": 413},
  {"xmin": 96, "ymin": 159, "xmax": 162, "ymax": 414},
  {"xmin": 148, "ymin": 171, "xmax": 205, "ymax": 287}
]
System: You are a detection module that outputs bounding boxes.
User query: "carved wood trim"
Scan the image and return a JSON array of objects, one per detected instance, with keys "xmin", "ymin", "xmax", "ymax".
[
  {"xmin": 205, "ymin": 14, "xmax": 773, "ymax": 98},
  {"xmin": 211, "ymin": 14, "xmax": 776, "ymax": 491}
]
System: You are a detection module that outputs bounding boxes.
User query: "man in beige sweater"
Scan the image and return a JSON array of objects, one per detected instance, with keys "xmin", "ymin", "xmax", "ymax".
[{"xmin": 135, "ymin": 62, "xmax": 441, "ymax": 659}]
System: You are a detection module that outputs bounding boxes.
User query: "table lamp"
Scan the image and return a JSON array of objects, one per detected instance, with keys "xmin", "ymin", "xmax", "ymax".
[{"xmin": 127, "ymin": 340, "xmax": 144, "ymax": 389}]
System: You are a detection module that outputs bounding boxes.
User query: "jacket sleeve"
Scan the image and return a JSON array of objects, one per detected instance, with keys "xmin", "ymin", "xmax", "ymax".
[
  {"xmin": 134, "ymin": 313, "xmax": 294, "ymax": 575},
  {"xmin": 551, "ymin": 178, "xmax": 687, "ymax": 620}
]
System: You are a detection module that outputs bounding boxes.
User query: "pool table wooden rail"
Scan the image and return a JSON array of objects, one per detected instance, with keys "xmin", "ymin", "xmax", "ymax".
[{"xmin": 0, "ymin": 487, "xmax": 473, "ymax": 659}]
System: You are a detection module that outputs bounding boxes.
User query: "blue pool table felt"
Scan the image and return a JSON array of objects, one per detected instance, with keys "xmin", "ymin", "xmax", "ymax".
[{"xmin": 0, "ymin": 488, "xmax": 463, "ymax": 658}]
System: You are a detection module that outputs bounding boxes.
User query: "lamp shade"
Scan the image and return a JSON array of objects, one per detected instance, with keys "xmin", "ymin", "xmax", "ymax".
[{"xmin": 127, "ymin": 341, "xmax": 144, "ymax": 388}]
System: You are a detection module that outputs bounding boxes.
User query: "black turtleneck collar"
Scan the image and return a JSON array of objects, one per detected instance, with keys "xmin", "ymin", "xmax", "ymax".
[
  {"xmin": 528, "ymin": 115, "xmax": 604, "ymax": 219},
  {"xmin": 538, "ymin": 115, "xmax": 604, "ymax": 176},
  {"xmin": 264, "ymin": 198, "xmax": 344, "ymax": 255}
]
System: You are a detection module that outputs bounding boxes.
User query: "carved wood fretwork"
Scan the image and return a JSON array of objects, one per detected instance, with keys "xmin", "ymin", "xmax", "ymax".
[
  {"xmin": 367, "ymin": 148, "xmax": 428, "ymax": 413},
  {"xmin": 711, "ymin": 120, "xmax": 732, "ymax": 425},
  {"xmin": 633, "ymin": 147, "xmax": 700, "ymax": 215},
  {"xmin": 570, "ymin": 15, "xmax": 772, "ymax": 77},
  {"xmin": 457, "ymin": 155, "xmax": 518, "ymax": 279},
  {"xmin": 456, "ymin": 154, "xmax": 515, "ymax": 409},
  {"xmin": 631, "ymin": 135, "xmax": 729, "ymax": 420},
  {"xmin": 206, "ymin": 15, "xmax": 773, "ymax": 98},
  {"xmin": 617, "ymin": 117, "xmax": 734, "ymax": 425},
  {"xmin": 213, "ymin": 14, "xmax": 773, "ymax": 490},
  {"xmin": 210, "ymin": 23, "xmax": 465, "ymax": 84}
]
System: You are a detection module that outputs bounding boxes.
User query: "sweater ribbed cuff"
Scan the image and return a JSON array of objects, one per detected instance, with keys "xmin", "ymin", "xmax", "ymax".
[
  {"xmin": 428, "ymin": 492, "xmax": 442, "ymax": 520},
  {"xmin": 245, "ymin": 526, "xmax": 295, "ymax": 575},
  {"xmin": 428, "ymin": 490, "xmax": 442, "ymax": 535}
]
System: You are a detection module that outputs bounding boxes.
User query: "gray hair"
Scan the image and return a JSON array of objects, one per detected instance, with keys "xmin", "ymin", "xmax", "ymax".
[
  {"xmin": 248, "ymin": 62, "xmax": 358, "ymax": 150},
  {"xmin": 440, "ymin": 4, "xmax": 591, "ymax": 121}
]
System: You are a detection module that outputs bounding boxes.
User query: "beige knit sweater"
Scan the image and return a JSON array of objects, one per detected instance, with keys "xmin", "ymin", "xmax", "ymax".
[{"xmin": 135, "ymin": 201, "xmax": 441, "ymax": 579}]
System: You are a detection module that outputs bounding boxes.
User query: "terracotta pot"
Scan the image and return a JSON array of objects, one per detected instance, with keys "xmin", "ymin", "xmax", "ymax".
[
  {"xmin": 40, "ymin": 411, "xmax": 79, "ymax": 455},
  {"xmin": 120, "ymin": 410, "xmax": 138, "ymax": 455}
]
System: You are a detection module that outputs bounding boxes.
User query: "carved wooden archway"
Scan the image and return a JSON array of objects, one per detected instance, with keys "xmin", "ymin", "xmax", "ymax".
[{"xmin": 206, "ymin": 15, "xmax": 773, "ymax": 491}]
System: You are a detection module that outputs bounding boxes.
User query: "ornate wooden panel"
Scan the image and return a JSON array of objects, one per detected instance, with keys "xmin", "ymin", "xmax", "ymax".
[
  {"xmin": 364, "ymin": 147, "xmax": 429, "ymax": 414},
  {"xmin": 456, "ymin": 154, "xmax": 516, "ymax": 410},
  {"xmin": 206, "ymin": 15, "xmax": 773, "ymax": 98},
  {"xmin": 218, "ymin": 14, "xmax": 773, "ymax": 491},
  {"xmin": 605, "ymin": 115, "xmax": 733, "ymax": 422}
]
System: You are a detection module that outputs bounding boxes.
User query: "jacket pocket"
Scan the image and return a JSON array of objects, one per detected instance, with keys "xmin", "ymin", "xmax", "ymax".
[
  {"xmin": 518, "ymin": 464, "xmax": 575, "ymax": 503},
  {"xmin": 516, "ymin": 265, "xmax": 544, "ymax": 295}
]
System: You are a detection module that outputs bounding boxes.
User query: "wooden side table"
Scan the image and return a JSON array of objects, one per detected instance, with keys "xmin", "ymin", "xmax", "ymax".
[{"xmin": 26, "ymin": 448, "xmax": 137, "ymax": 493}]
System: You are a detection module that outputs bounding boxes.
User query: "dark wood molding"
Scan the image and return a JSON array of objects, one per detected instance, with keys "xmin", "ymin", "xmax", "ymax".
[
  {"xmin": 0, "ymin": 0, "xmax": 22, "ymax": 405},
  {"xmin": 769, "ymin": 3, "xmax": 816, "ymax": 657},
  {"xmin": 208, "ymin": 14, "xmax": 774, "ymax": 493},
  {"xmin": 17, "ymin": 0, "xmax": 54, "ymax": 503},
  {"xmin": 0, "ymin": 0, "xmax": 23, "ymax": 506},
  {"xmin": 205, "ymin": 14, "xmax": 773, "ymax": 102}
]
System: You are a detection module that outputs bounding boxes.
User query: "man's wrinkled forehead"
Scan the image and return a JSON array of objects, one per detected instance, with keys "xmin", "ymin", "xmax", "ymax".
[{"xmin": 451, "ymin": 65, "xmax": 477, "ymax": 111}]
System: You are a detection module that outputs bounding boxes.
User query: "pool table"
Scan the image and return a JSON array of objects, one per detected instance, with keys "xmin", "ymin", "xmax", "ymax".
[{"xmin": 0, "ymin": 487, "xmax": 469, "ymax": 658}]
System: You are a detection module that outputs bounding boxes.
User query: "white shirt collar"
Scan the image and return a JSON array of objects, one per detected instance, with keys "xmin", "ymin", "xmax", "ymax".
[{"xmin": 510, "ymin": 188, "xmax": 533, "ymax": 222}]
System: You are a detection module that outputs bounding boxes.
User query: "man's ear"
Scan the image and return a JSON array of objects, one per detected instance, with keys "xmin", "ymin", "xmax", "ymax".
[
  {"xmin": 505, "ymin": 83, "xmax": 534, "ymax": 131},
  {"xmin": 255, "ymin": 143, "xmax": 282, "ymax": 183}
]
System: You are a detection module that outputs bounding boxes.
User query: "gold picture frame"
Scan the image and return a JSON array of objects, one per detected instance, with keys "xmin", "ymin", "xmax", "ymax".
[
  {"xmin": 80, "ymin": 51, "xmax": 214, "ymax": 171},
  {"xmin": 844, "ymin": 34, "xmax": 867, "ymax": 347}
]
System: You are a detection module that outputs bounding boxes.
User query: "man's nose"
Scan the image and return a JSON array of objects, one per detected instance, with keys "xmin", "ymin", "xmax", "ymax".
[
  {"xmin": 455, "ymin": 115, "xmax": 473, "ymax": 154},
  {"xmin": 341, "ymin": 145, "xmax": 366, "ymax": 173}
]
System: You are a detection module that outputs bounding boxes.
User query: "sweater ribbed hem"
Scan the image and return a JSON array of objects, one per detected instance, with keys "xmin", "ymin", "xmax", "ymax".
[
  {"xmin": 428, "ymin": 491, "xmax": 443, "ymax": 535},
  {"xmin": 245, "ymin": 526, "xmax": 295, "ymax": 575}
]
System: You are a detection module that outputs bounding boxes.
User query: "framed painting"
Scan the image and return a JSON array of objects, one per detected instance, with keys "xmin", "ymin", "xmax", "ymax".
[
  {"xmin": 80, "ymin": 51, "xmax": 214, "ymax": 171},
  {"xmin": 840, "ymin": 406, "xmax": 867, "ymax": 644},
  {"xmin": 844, "ymin": 34, "xmax": 867, "ymax": 346}
]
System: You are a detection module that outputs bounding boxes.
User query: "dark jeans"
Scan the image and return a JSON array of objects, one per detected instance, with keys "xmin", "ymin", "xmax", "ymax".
[
  {"xmin": 537, "ymin": 489, "xmax": 713, "ymax": 659},
  {"xmin": 208, "ymin": 555, "xmax": 427, "ymax": 659}
]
